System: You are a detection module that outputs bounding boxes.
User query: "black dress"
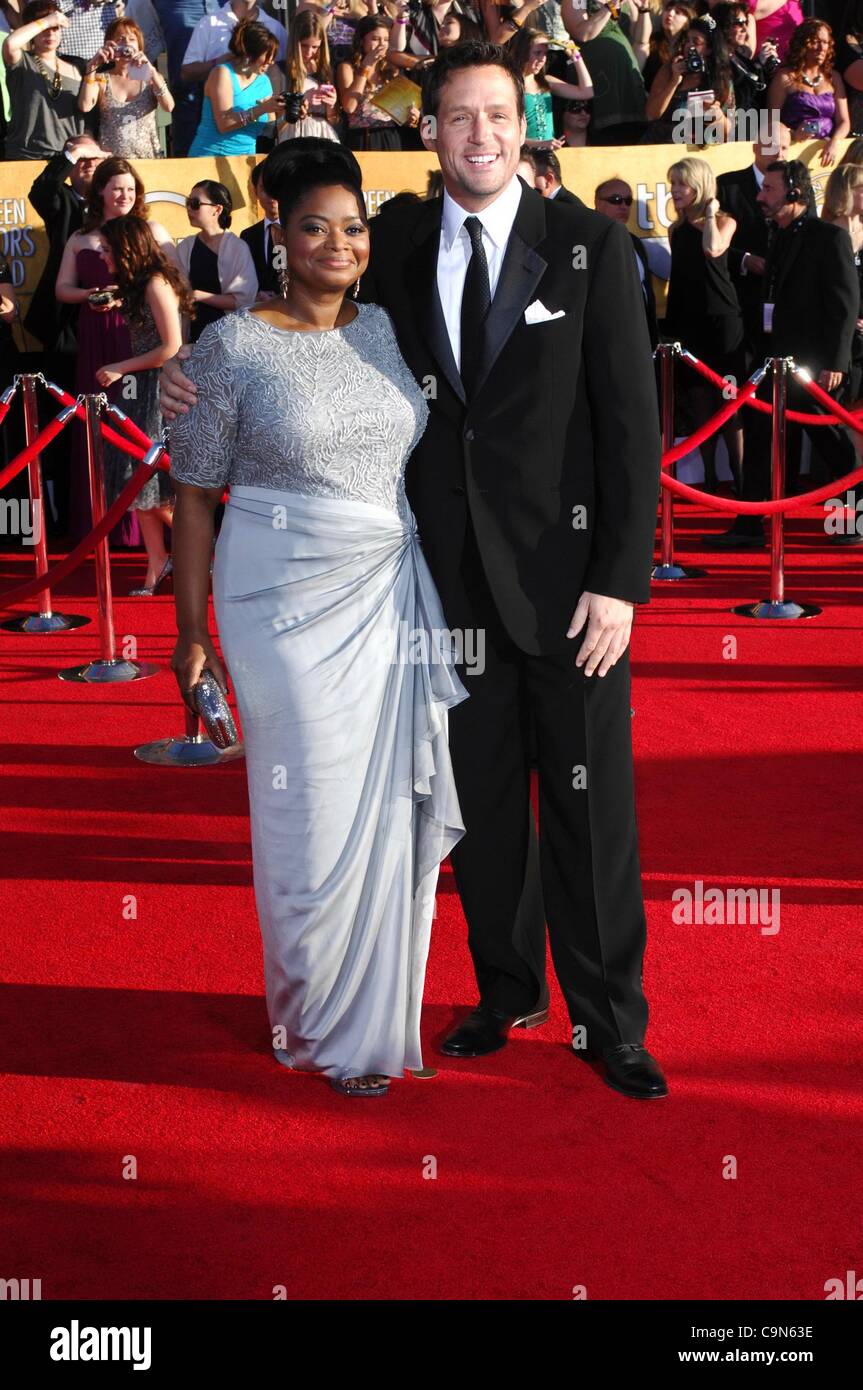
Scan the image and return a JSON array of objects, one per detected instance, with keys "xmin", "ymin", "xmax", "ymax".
[
  {"xmin": 188, "ymin": 237, "xmax": 224, "ymax": 344},
  {"xmin": 664, "ymin": 218, "xmax": 744, "ymax": 373}
]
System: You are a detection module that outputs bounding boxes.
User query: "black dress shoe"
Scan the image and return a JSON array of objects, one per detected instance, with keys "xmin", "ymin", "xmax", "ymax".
[
  {"xmin": 702, "ymin": 524, "xmax": 765, "ymax": 549},
  {"xmin": 577, "ymin": 1043, "xmax": 668, "ymax": 1099},
  {"xmin": 440, "ymin": 985, "xmax": 550, "ymax": 1059}
]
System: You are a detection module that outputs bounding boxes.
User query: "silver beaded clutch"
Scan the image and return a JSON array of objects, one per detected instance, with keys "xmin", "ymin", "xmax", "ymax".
[{"xmin": 193, "ymin": 670, "xmax": 238, "ymax": 749}]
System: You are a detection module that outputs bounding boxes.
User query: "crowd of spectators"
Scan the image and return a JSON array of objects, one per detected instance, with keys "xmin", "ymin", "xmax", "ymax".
[
  {"xmin": 2, "ymin": 0, "xmax": 863, "ymax": 565},
  {"xmin": 1, "ymin": 1, "xmax": 861, "ymax": 160}
]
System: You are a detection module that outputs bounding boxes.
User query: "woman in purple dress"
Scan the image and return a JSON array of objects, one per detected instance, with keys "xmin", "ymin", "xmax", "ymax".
[
  {"xmin": 768, "ymin": 18, "xmax": 850, "ymax": 168},
  {"xmin": 55, "ymin": 158, "xmax": 177, "ymax": 549}
]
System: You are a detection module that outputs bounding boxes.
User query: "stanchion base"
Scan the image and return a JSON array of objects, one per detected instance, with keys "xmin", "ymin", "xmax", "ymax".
[
  {"xmin": 134, "ymin": 733, "xmax": 245, "ymax": 767},
  {"xmin": 1, "ymin": 611, "xmax": 91, "ymax": 633},
  {"xmin": 732, "ymin": 600, "xmax": 821, "ymax": 620},
  {"xmin": 58, "ymin": 658, "xmax": 161, "ymax": 683},
  {"xmin": 652, "ymin": 563, "xmax": 709, "ymax": 581}
]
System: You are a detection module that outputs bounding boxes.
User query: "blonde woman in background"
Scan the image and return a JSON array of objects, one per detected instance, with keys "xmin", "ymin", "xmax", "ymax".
[
  {"xmin": 278, "ymin": 8, "xmax": 342, "ymax": 144},
  {"xmin": 663, "ymin": 156, "xmax": 744, "ymax": 492},
  {"xmin": 838, "ymin": 136, "xmax": 863, "ymax": 167},
  {"xmin": 822, "ymin": 162, "xmax": 863, "ymax": 406}
]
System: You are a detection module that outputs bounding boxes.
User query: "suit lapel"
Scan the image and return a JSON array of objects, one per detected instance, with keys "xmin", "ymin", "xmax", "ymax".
[
  {"xmin": 471, "ymin": 183, "xmax": 548, "ymax": 401},
  {"xmin": 405, "ymin": 198, "xmax": 465, "ymax": 405},
  {"xmin": 404, "ymin": 180, "xmax": 550, "ymax": 406}
]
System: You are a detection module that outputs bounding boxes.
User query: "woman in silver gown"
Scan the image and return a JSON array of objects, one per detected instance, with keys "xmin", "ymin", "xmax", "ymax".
[{"xmin": 168, "ymin": 147, "xmax": 466, "ymax": 1097}]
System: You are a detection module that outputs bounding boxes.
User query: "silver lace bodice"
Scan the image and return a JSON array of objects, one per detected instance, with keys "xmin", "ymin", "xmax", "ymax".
[{"xmin": 168, "ymin": 303, "xmax": 429, "ymax": 523}]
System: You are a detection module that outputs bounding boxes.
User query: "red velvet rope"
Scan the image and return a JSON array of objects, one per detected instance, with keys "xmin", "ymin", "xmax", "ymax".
[
  {"xmin": 662, "ymin": 379, "xmax": 759, "ymax": 469},
  {"xmin": 660, "ymin": 463, "xmax": 863, "ymax": 513},
  {"xmin": 0, "ymin": 407, "xmax": 75, "ymax": 492},
  {"xmin": 44, "ymin": 382, "xmax": 170, "ymax": 467},
  {"xmin": 679, "ymin": 350, "xmax": 863, "ymax": 430},
  {"xmin": 796, "ymin": 369, "xmax": 863, "ymax": 432},
  {"xmin": 0, "ymin": 453, "xmax": 160, "ymax": 607}
]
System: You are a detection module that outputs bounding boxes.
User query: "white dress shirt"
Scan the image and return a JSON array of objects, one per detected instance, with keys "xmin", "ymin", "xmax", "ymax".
[
  {"xmin": 437, "ymin": 175, "xmax": 523, "ymax": 372},
  {"xmin": 182, "ymin": 3, "xmax": 287, "ymax": 67},
  {"xmin": 262, "ymin": 214, "xmax": 279, "ymax": 262}
]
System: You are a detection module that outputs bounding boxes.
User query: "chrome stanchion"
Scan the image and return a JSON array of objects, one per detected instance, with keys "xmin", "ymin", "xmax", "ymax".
[
  {"xmin": 733, "ymin": 357, "xmax": 820, "ymax": 620},
  {"xmin": 135, "ymin": 701, "xmax": 244, "ymax": 768},
  {"xmin": 58, "ymin": 394, "xmax": 161, "ymax": 681},
  {"xmin": 652, "ymin": 343, "xmax": 707, "ymax": 581},
  {"xmin": 1, "ymin": 375, "xmax": 89, "ymax": 633}
]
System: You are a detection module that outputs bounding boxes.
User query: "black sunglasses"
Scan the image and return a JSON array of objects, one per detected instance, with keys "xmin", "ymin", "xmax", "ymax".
[
  {"xmin": 566, "ymin": 100, "xmax": 593, "ymax": 113},
  {"xmin": 187, "ymin": 196, "xmax": 218, "ymax": 210},
  {"xmin": 599, "ymin": 193, "xmax": 633, "ymax": 206}
]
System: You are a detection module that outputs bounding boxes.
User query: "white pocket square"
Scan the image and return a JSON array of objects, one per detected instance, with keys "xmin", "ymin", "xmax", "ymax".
[{"xmin": 524, "ymin": 300, "xmax": 566, "ymax": 325}]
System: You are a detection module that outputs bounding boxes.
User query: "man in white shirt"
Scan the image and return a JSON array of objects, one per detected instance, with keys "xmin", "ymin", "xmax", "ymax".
[{"xmin": 181, "ymin": 0, "xmax": 287, "ymax": 85}]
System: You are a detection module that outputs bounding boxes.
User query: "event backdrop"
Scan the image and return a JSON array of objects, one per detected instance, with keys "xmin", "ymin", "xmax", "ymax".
[{"xmin": 0, "ymin": 141, "xmax": 846, "ymax": 352}]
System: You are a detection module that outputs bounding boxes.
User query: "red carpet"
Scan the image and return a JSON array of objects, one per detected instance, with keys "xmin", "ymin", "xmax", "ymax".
[{"xmin": 1, "ymin": 505, "xmax": 861, "ymax": 1301}]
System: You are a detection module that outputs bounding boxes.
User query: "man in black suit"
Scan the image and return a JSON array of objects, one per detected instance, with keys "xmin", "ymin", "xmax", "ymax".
[
  {"xmin": 25, "ymin": 134, "xmax": 109, "ymax": 356},
  {"xmin": 744, "ymin": 160, "xmax": 859, "ymax": 539},
  {"xmin": 360, "ymin": 43, "xmax": 665, "ymax": 1098},
  {"xmin": 519, "ymin": 147, "xmax": 585, "ymax": 208},
  {"xmin": 708, "ymin": 126, "xmax": 800, "ymax": 547},
  {"xmin": 594, "ymin": 177, "xmax": 660, "ymax": 350},
  {"xmin": 240, "ymin": 162, "xmax": 283, "ymax": 300}
]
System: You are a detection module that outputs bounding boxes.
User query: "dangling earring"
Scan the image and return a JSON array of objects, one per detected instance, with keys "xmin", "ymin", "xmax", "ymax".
[
  {"xmin": 278, "ymin": 268, "xmax": 290, "ymax": 299},
  {"xmin": 352, "ymin": 277, "xmax": 361, "ymax": 300}
]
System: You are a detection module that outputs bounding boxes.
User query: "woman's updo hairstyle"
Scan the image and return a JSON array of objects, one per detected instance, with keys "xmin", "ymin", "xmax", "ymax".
[
  {"xmin": 229, "ymin": 18, "xmax": 279, "ymax": 66},
  {"xmin": 261, "ymin": 143, "xmax": 367, "ymax": 229},
  {"xmin": 194, "ymin": 179, "xmax": 233, "ymax": 230}
]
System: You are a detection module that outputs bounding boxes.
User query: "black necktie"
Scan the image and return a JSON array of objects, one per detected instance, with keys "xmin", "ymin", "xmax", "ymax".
[{"xmin": 460, "ymin": 215, "xmax": 491, "ymax": 399}]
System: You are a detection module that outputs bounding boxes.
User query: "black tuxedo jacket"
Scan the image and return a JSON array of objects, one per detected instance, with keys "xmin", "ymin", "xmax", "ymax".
[
  {"xmin": 767, "ymin": 215, "xmax": 858, "ymax": 375},
  {"xmin": 361, "ymin": 177, "xmax": 660, "ymax": 655},
  {"xmin": 25, "ymin": 151, "xmax": 85, "ymax": 352},
  {"xmin": 240, "ymin": 218, "xmax": 280, "ymax": 295},
  {"xmin": 717, "ymin": 163, "xmax": 818, "ymax": 340},
  {"xmin": 630, "ymin": 234, "xmax": 658, "ymax": 349},
  {"xmin": 551, "ymin": 185, "xmax": 584, "ymax": 209}
]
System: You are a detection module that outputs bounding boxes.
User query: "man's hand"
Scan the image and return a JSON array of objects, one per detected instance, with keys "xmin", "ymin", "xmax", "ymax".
[
  {"xmin": 567, "ymin": 591, "xmax": 635, "ymax": 677},
  {"xmin": 744, "ymin": 252, "xmax": 766, "ymax": 275},
  {"xmin": 159, "ymin": 346, "xmax": 196, "ymax": 420},
  {"xmin": 818, "ymin": 369, "xmax": 843, "ymax": 392}
]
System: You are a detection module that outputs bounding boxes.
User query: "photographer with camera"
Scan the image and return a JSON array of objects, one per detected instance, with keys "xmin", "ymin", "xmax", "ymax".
[
  {"xmin": 712, "ymin": 2, "xmax": 779, "ymax": 117},
  {"xmin": 78, "ymin": 15, "xmax": 173, "ymax": 159},
  {"xmin": 644, "ymin": 13, "xmax": 734, "ymax": 142}
]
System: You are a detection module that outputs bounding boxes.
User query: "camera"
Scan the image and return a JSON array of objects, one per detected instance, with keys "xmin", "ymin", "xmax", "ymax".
[
  {"xmin": 279, "ymin": 92, "xmax": 306, "ymax": 122},
  {"xmin": 685, "ymin": 46, "xmax": 706, "ymax": 75}
]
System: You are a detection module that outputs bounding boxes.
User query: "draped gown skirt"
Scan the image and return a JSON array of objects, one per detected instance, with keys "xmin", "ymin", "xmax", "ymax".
[{"xmin": 213, "ymin": 485, "xmax": 467, "ymax": 1081}]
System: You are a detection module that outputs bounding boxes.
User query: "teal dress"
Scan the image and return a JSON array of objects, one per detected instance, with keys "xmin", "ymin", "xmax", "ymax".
[
  {"xmin": 189, "ymin": 64, "xmax": 273, "ymax": 156},
  {"xmin": 525, "ymin": 89, "xmax": 555, "ymax": 141}
]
